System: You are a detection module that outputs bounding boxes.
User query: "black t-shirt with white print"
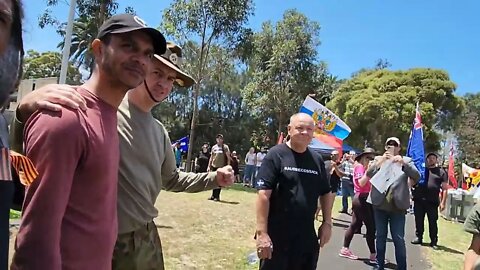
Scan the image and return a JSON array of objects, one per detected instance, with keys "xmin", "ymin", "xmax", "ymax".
[{"xmin": 256, "ymin": 143, "xmax": 330, "ymax": 253}]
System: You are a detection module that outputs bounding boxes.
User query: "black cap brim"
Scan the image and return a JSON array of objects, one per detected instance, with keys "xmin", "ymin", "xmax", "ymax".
[{"xmin": 110, "ymin": 27, "xmax": 166, "ymax": 55}]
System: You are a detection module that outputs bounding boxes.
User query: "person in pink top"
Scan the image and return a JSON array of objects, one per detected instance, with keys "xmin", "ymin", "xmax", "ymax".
[{"xmin": 339, "ymin": 148, "xmax": 377, "ymax": 264}]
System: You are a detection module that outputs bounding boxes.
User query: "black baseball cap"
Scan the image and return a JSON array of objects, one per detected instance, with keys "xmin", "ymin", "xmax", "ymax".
[
  {"xmin": 426, "ymin": 152, "xmax": 438, "ymax": 158},
  {"xmin": 216, "ymin": 134, "xmax": 224, "ymax": 139},
  {"xmin": 97, "ymin": 14, "xmax": 166, "ymax": 55}
]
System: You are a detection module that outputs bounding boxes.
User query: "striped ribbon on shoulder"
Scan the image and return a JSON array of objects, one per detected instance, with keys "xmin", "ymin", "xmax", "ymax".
[{"xmin": 10, "ymin": 150, "xmax": 38, "ymax": 186}]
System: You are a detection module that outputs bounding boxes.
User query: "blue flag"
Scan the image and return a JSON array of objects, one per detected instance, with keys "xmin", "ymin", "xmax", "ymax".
[
  {"xmin": 406, "ymin": 104, "xmax": 426, "ymax": 185},
  {"xmin": 173, "ymin": 136, "xmax": 189, "ymax": 153}
]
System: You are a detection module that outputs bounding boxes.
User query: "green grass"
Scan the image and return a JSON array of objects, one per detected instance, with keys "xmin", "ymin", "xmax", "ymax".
[
  {"xmin": 9, "ymin": 210, "xmax": 21, "ymax": 219},
  {"xmin": 157, "ymin": 184, "xmax": 258, "ymax": 269},
  {"xmin": 155, "ymin": 186, "xmax": 343, "ymax": 269},
  {"xmin": 19, "ymin": 185, "xmax": 466, "ymax": 269},
  {"xmin": 422, "ymin": 217, "xmax": 470, "ymax": 270}
]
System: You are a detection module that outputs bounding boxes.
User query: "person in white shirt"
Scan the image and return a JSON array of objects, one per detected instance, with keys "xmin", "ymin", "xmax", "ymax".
[
  {"xmin": 255, "ymin": 147, "xmax": 267, "ymax": 188},
  {"xmin": 244, "ymin": 147, "xmax": 257, "ymax": 187}
]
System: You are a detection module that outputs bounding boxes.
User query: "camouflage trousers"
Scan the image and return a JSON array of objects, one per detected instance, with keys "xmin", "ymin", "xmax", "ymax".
[{"xmin": 112, "ymin": 221, "xmax": 165, "ymax": 270}]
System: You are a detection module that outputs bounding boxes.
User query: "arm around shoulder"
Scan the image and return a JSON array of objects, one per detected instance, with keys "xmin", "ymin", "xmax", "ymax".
[{"xmin": 9, "ymin": 109, "xmax": 26, "ymax": 153}]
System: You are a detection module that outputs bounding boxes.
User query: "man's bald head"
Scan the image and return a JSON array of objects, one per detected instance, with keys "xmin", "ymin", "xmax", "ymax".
[
  {"xmin": 289, "ymin": 113, "xmax": 314, "ymax": 126},
  {"xmin": 287, "ymin": 113, "xmax": 315, "ymax": 148}
]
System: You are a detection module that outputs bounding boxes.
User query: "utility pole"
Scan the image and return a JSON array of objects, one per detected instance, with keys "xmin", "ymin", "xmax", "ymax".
[{"xmin": 59, "ymin": 0, "xmax": 76, "ymax": 84}]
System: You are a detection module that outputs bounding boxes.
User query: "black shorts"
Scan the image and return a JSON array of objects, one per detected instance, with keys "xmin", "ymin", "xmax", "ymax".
[{"xmin": 330, "ymin": 177, "xmax": 340, "ymax": 193}]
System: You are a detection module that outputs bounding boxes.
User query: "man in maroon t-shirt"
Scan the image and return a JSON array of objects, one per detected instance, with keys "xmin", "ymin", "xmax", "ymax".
[{"xmin": 11, "ymin": 14, "xmax": 166, "ymax": 270}]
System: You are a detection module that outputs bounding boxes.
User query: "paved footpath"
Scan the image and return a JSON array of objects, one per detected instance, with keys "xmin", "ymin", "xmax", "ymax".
[{"xmin": 317, "ymin": 213, "xmax": 431, "ymax": 269}]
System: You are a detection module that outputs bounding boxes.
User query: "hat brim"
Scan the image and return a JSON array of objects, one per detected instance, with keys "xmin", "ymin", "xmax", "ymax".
[
  {"xmin": 154, "ymin": 55, "xmax": 196, "ymax": 88},
  {"xmin": 110, "ymin": 27, "xmax": 166, "ymax": 55},
  {"xmin": 385, "ymin": 138, "xmax": 401, "ymax": 146}
]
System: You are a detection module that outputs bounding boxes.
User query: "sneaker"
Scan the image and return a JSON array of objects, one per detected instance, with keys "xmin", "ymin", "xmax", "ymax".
[
  {"xmin": 213, "ymin": 198, "xmax": 220, "ymax": 202},
  {"xmin": 411, "ymin": 237, "xmax": 423, "ymax": 245},
  {"xmin": 338, "ymin": 209, "xmax": 348, "ymax": 214},
  {"xmin": 339, "ymin": 247, "xmax": 358, "ymax": 260},
  {"xmin": 369, "ymin": 254, "xmax": 377, "ymax": 264}
]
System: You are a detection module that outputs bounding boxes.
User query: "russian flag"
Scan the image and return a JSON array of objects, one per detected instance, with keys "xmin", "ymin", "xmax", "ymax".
[{"xmin": 299, "ymin": 96, "xmax": 351, "ymax": 140}]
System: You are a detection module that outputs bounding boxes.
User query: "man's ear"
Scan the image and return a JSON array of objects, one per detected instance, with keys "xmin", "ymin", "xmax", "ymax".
[{"xmin": 91, "ymin": 39, "xmax": 103, "ymax": 58}]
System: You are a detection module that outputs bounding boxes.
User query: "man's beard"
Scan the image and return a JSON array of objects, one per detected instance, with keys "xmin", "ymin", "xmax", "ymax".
[
  {"xmin": 0, "ymin": 41, "xmax": 21, "ymax": 107},
  {"xmin": 101, "ymin": 50, "xmax": 140, "ymax": 91}
]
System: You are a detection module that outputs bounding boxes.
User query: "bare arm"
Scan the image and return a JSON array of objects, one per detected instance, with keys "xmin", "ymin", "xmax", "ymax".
[
  {"xmin": 256, "ymin": 189, "xmax": 273, "ymax": 259},
  {"xmin": 320, "ymin": 193, "xmax": 334, "ymax": 223},
  {"xmin": 358, "ymin": 174, "xmax": 370, "ymax": 187},
  {"xmin": 10, "ymin": 84, "xmax": 86, "ymax": 153},
  {"xmin": 207, "ymin": 151, "xmax": 213, "ymax": 171},
  {"xmin": 440, "ymin": 182, "xmax": 448, "ymax": 210},
  {"xmin": 225, "ymin": 145, "xmax": 231, "ymax": 166},
  {"xmin": 333, "ymin": 164, "xmax": 346, "ymax": 177},
  {"xmin": 318, "ymin": 192, "xmax": 334, "ymax": 247},
  {"xmin": 465, "ymin": 234, "xmax": 480, "ymax": 270},
  {"xmin": 256, "ymin": 189, "xmax": 272, "ymax": 235},
  {"xmin": 17, "ymin": 84, "xmax": 86, "ymax": 122}
]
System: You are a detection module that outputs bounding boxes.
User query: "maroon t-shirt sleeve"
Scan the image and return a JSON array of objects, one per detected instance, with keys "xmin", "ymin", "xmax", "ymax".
[{"xmin": 14, "ymin": 109, "xmax": 86, "ymax": 269}]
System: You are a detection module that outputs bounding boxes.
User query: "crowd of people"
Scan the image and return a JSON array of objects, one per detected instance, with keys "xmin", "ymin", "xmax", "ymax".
[{"xmin": 1, "ymin": 2, "xmax": 480, "ymax": 270}]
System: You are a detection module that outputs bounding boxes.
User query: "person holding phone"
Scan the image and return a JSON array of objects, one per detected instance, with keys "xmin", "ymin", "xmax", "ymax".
[{"xmin": 367, "ymin": 137, "xmax": 420, "ymax": 270}]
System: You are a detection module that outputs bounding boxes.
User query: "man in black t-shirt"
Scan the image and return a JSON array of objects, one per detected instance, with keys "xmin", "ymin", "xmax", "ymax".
[
  {"xmin": 411, "ymin": 152, "xmax": 448, "ymax": 248},
  {"xmin": 255, "ymin": 113, "xmax": 333, "ymax": 270}
]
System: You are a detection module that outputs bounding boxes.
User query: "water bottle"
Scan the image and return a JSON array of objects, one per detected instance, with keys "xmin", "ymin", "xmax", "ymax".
[{"xmin": 247, "ymin": 251, "xmax": 259, "ymax": 265}]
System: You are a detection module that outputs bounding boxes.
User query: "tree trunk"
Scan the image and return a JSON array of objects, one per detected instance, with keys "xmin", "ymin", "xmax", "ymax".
[
  {"xmin": 186, "ymin": 83, "xmax": 200, "ymax": 172},
  {"xmin": 186, "ymin": 10, "xmax": 209, "ymax": 172},
  {"xmin": 277, "ymin": 111, "xmax": 284, "ymax": 141}
]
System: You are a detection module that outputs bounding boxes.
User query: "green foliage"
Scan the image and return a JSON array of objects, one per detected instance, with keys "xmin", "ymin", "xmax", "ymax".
[
  {"xmin": 455, "ymin": 93, "xmax": 480, "ymax": 166},
  {"xmin": 242, "ymin": 9, "xmax": 334, "ymax": 135},
  {"xmin": 39, "ymin": 0, "xmax": 134, "ymax": 71},
  {"xmin": 9, "ymin": 210, "xmax": 21, "ymax": 219},
  {"xmin": 161, "ymin": 0, "xmax": 254, "ymax": 45},
  {"xmin": 160, "ymin": 0, "xmax": 254, "ymax": 170},
  {"xmin": 23, "ymin": 50, "xmax": 82, "ymax": 85},
  {"xmin": 152, "ymin": 42, "xmax": 262, "ymax": 157},
  {"xmin": 328, "ymin": 68, "xmax": 464, "ymax": 152}
]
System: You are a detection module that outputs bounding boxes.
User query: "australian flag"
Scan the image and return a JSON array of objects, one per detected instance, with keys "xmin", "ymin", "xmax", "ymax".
[
  {"xmin": 173, "ymin": 136, "xmax": 189, "ymax": 153},
  {"xmin": 407, "ymin": 104, "xmax": 426, "ymax": 185}
]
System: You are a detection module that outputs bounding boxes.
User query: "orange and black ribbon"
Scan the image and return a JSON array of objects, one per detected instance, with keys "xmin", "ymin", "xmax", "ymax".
[{"xmin": 10, "ymin": 150, "xmax": 38, "ymax": 186}]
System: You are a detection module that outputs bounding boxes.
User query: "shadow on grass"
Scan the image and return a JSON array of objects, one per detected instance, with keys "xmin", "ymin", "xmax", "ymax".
[
  {"xmin": 420, "ymin": 243, "xmax": 464, "ymax": 255},
  {"xmin": 218, "ymin": 200, "xmax": 240, "ymax": 205},
  {"xmin": 226, "ymin": 184, "xmax": 258, "ymax": 194},
  {"xmin": 156, "ymin": 225, "xmax": 174, "ymax": 229},
  {"xmin": 385, "ymin": 262, "xmax": 398, "ymax": 269}
]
